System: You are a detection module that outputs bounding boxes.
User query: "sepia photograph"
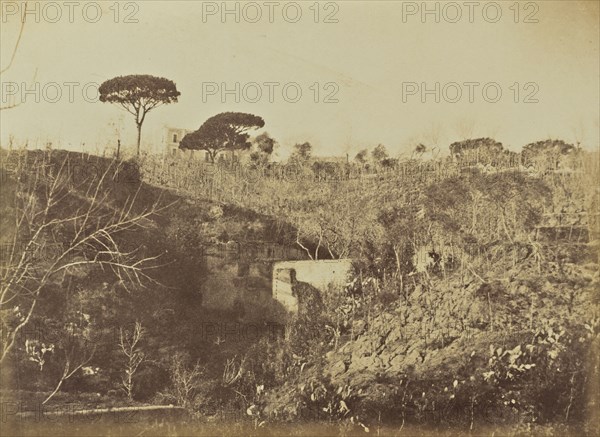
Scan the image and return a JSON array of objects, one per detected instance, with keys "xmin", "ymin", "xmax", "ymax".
[{"xmin": 0, "ymin": 1, "xmax": 599, "ymax": 435}]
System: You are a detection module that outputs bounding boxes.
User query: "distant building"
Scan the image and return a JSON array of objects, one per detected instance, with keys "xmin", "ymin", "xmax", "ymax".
[
  {"xmin": 163, "ymin": 126, "xmax": 190, "ymax": 156},
  {"xmin": 161, "ymin": 126, "xmax": 254, "ymax": 163},
  {"xmin": 162, "ymin": 126, "xmax": 210, "ymax": 160}
]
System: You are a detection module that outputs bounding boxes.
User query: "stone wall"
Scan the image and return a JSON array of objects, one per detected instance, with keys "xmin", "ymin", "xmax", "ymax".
[{"xmin": 272, "ymin": 259, "xmax": 353, "ymax": 313}]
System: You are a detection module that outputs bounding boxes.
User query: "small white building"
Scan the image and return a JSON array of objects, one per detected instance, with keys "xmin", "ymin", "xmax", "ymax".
[
  {"xmin": 160, "ymin": 126, "xmax": 259, "ymax": 163},
  {"xmin": 162, "ymin": 126, "xmax": 209, "ymax": 160}
]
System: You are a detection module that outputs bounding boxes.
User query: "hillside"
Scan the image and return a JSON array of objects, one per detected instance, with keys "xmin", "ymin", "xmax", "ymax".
[
  {"xmin": 1, "ymin": 147, "xmax": 598, "ymax": 436},
  {"xmin": 0, "ymin": 150, "xmax": 295, "ymax": 417}
]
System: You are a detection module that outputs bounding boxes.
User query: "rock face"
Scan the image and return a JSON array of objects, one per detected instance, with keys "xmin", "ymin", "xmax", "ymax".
[{"xmin": 272, "ymin": 260, "xmax": 353, "ymax": 313}]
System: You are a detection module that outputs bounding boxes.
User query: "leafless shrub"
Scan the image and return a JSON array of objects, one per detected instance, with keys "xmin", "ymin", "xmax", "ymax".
[
  {"xmin": 119, "ymin": 321, "xmax": 145, "ymax": 400},
  {"xmin": 223, "ymin": 355, "xmax": 246, "ymax": 387},
  {"xmin": 168, "ymin": 352, "xmax": 205, "ymax": 409},
  {"xmin": 0, "ymin": 152, "xmax": 165, "ymax": 363}
]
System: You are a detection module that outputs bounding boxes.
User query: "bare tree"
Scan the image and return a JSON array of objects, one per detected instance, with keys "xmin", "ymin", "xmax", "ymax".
[
  {"xmin": 222, "ymin": 355, "xmax": 245, "ymax": 387},
  {"xmin": 0, "ymin": 1, "xmax": 38, "ymax": 111},
  {"xmin": 0, "ymin": 152, "xmax": 164, "ymax": 363},
  {"xmin": 294, "ymin": 211, "xmax": 359, "ymax": 261},
  {"xmin": 295, "ymin": 219, "xmax": 325, "ymax": 261},
  {"xmin": 453, "ymin": 117, "xmax": 476, "ymax": 140},
  {"xmin": 0, "ymin": 3, "xmax": 27, "ymax": 76},
  {"xmin": 119, "ymin": 321, "xmax": 145, "ymax": 400},
  {"xmin": 168, "ymin": 353, "xmax": 205, "ymax": 409},
  {"xmin": 420, "ymin": 121, "xmax": 444, "ymax": 158},
  {"xmin": 42, "ymin": 335, "xmax": 96, "ymax": 405}
]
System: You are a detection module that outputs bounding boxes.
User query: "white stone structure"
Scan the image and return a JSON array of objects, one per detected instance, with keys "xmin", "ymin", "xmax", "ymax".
[
  {"xmin": 162, "ymin": 126, "xmax": 210, "ymax": 160},
  {"xmin": 272, "ymin": 259, "xmax": 353, "ymax": 313}
]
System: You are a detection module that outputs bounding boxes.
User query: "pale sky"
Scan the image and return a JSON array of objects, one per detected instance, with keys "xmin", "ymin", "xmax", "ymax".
[{"xmin": 1, "ymin": 0, "xmax": 598, "ymax": 157}]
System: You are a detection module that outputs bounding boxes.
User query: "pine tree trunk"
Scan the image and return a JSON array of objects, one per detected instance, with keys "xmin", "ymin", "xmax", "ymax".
[{"xmin": 136, "ymin": 123, "xmax": 142, "ymax": 156}]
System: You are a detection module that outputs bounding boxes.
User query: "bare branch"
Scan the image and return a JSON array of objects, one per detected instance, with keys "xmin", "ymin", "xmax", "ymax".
[{"xmin": 0, "ymin": 2, "xmax": 27, "ymax": 75}]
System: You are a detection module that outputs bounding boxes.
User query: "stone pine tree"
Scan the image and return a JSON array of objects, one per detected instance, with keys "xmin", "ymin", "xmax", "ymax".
[
  {"xmin": 179, "ymin": 112, "xmax": 265, "ymax": 162},
  {"xmin": 99, "ymin": 75, "xmax": 180, "ymax": 156}
]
